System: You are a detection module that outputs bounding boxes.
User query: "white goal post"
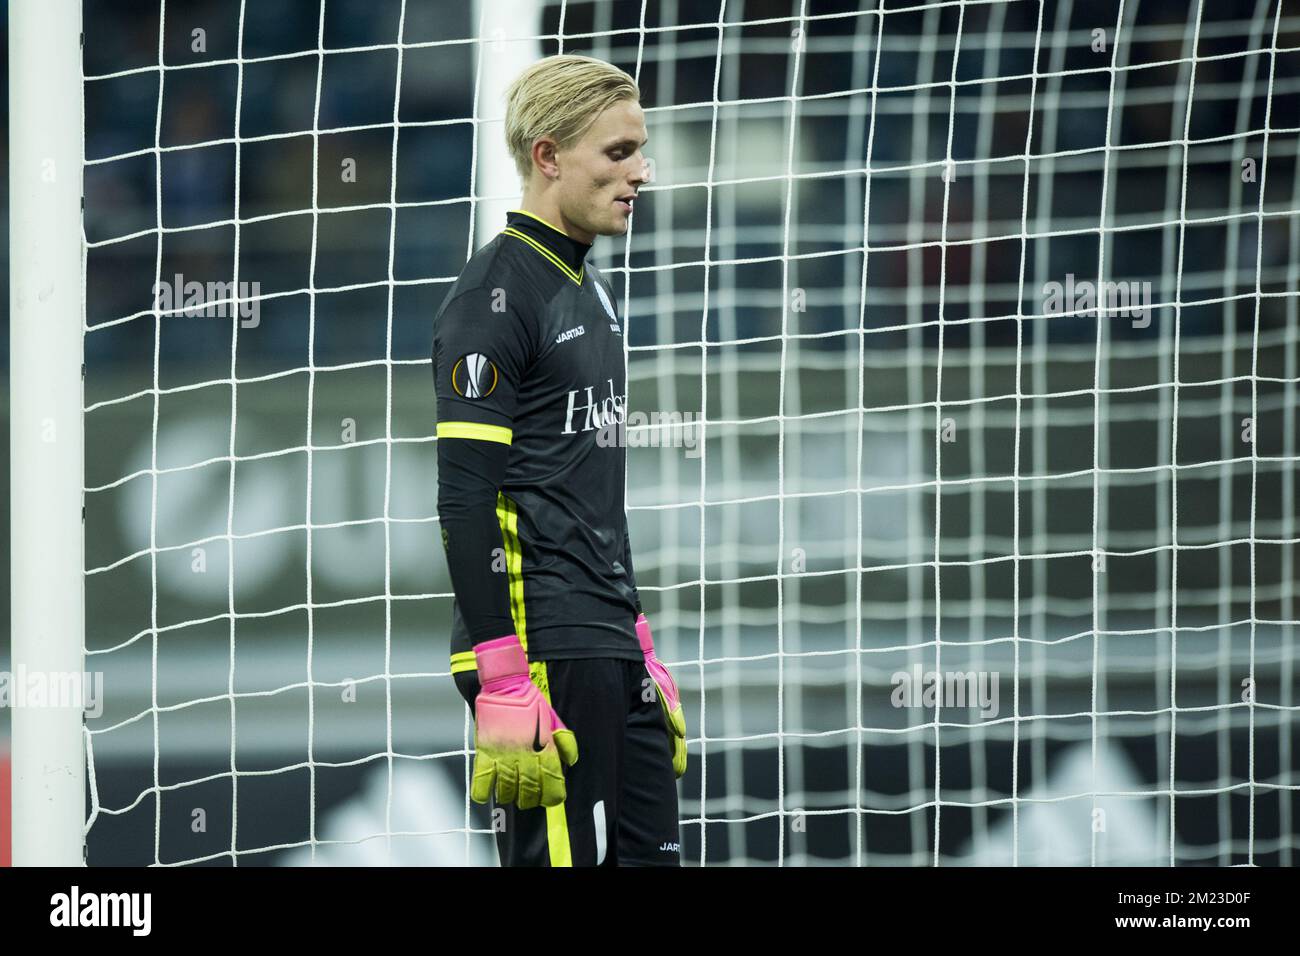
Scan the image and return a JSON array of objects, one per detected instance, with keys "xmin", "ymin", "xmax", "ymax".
[{"xmin": 8, "ymin": 0, "xmax": 87, "ymax": 867}]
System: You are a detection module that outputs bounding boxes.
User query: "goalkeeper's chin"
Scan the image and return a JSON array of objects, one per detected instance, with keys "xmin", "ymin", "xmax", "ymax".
[{"xmin": 599, "ymin": 198, "xmax": 635, "ymax": 236}]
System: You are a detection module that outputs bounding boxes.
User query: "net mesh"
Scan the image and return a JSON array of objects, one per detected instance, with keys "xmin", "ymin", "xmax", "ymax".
[{"xmin": 79, "ymin": 0, "xmax": 1300, "ymax": 865}]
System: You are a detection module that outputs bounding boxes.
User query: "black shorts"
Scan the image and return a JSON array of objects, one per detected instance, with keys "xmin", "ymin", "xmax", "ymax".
[{"xmin": 454, "ymin": 657, "xmax": 681, "ymax": 867}]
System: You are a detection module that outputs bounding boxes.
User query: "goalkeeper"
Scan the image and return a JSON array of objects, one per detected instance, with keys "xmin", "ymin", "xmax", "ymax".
[{"xmin": 433, "ymin": 54, "xmax": 684, "ymax": 867}]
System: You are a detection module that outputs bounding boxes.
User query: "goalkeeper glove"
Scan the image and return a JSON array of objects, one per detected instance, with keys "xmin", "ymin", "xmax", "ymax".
[
  {"xmin": 470, "ymin": 634, "xmax": 578, "ymax": 809},
  {"xmin": 636, "ymin": 614, "xmax": 687, "ymax": 778}
]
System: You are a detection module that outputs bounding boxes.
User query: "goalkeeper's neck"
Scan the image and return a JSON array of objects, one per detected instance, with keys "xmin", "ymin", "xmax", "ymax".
[{"xmin": 517, "ymin": 191, "xmax": 596, "ymax": 246}]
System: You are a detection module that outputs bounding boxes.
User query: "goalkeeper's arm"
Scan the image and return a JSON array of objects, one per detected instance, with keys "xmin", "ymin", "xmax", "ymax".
[
  {"xmin": 433, "ymin": 285, "xmax": 534, "ymax": 643},
  {"xmin": 436, "ymin": 435, "xmax": 515, "ymax": 644},
  {"xmin": 433, "ymin": 288, "xmax": 578, "ymax": 809}
]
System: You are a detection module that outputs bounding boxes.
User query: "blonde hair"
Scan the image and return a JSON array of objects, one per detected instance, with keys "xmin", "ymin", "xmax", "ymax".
[{"xmin": 504, "ymin": 54, "xmax": 640, "ymax": 181}]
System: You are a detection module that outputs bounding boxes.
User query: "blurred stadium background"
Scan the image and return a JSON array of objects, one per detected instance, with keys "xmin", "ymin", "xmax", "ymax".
[{"xmin": 3, "ymin": 0, "xmax": 1299, "ymax": 865}]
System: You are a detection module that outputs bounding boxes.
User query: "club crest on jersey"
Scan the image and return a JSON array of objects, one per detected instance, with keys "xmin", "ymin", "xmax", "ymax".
[
  {"xmin": 451, "ymin": 352, "xmax": 499, "ymax": 399},
  {"xmin": 593, "ymin": 281, "xmax": 619, "ymax": 327}
]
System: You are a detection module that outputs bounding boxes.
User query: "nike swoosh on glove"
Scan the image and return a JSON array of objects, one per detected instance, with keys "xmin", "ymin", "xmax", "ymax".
[
  {"xmin": 636, "ymin": 614, "xmax": 687, "ymax": 778},
  {"xmin": 470, "ymin": 635, "xmax": 578, "ymax": 809}
]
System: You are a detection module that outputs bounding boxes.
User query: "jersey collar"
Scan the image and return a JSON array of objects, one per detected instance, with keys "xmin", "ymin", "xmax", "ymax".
[{"xmin": 504, "ymin": 209, "xmax": 593, "ymax": 277}]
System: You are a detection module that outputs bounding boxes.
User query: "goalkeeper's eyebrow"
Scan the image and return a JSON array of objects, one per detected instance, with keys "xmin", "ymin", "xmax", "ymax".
[{"xmin": 606, "ymin": 135, "xmax": 649, "ymax": 152}]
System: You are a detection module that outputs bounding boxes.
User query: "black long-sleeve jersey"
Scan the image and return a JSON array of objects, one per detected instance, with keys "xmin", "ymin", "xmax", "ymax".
[{"xmin": 434, "ymin": 208, "xmax": 642, "ymax": 675}]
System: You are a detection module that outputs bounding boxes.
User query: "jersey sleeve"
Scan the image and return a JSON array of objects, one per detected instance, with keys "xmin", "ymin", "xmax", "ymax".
[
  {"xmin": 433, "ymin": 285, "xmax": 535, "ymax": 442},
  {"xmin": 437, "ymin": 436, "xmax": 515, "ymax": 645},
  {"xmin": 433, "ymin": 285, "xmax": 535, "ymax": 647}
]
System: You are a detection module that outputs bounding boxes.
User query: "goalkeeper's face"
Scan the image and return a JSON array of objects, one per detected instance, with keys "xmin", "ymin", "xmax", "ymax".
[{"xmin": 557, "ymin": 98, "xmax": 648, "ymax": 240}]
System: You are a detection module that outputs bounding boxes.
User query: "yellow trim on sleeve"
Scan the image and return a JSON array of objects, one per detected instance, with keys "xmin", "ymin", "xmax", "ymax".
[
  {"xmin": 449, "ymin": 650, "xmax": 477, "ymax": 674},
  {"xmin": 436, "ymin": 421, "xmax": 513, "ymax": 445}
]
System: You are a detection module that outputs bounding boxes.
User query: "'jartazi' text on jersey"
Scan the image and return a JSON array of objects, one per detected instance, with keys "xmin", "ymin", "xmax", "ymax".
[{"xmin": 433, "ymin": 209, "xmax": 638, "ymax": 663}]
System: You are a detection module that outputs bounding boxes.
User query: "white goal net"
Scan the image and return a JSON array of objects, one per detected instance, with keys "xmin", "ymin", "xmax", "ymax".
[{"xmin": 58, "ymin": 0, "xmax": 1300, "ymax": 865}]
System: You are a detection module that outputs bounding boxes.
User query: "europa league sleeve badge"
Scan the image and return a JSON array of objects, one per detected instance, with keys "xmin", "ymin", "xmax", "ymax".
[{"xmin": 451, "ymin": 352, "xmax": 500, "ymax": 400}]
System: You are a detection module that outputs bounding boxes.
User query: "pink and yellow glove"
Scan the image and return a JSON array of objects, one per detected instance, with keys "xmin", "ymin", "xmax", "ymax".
[
  {"xmin": 636, "ymin": 614, "xmax": 687, "ymax": 778},
  {"xmin": 470, "ymin": 635, "xmax": 578, "ymax": 809}
]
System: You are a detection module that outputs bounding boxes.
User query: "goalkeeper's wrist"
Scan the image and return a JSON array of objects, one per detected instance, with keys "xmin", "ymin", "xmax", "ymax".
[
  {"xmin": 473, "ymin": 634, "xmax": 527, "ymax": 686},
  {"xmin": 634, "ymin": 613, "xmax": 654, "ymax": 655}
]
